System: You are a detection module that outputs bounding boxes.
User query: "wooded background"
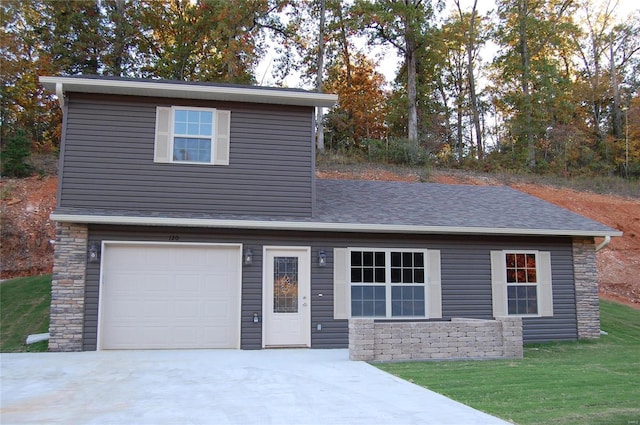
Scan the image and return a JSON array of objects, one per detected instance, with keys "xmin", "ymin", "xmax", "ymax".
[{"xmin": 1, "ymin": 0, "xmax": 639, "ymax": 179}]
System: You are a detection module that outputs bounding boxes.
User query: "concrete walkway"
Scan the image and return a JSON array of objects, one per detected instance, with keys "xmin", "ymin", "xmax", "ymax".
[{"xmin": 1, "ymin": 349, "xmax": 511, "ymax": 425}]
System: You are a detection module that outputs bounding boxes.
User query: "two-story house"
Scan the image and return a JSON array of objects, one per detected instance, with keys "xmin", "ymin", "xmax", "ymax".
[{"xmin": 41, "ymin": 75, "xmax": 620, "ymax": 358}]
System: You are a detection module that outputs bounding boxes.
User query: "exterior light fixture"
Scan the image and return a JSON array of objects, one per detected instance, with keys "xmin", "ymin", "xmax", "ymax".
[
  {"xmin": 243, "ymin": 248, "xmax": 253, "ymax": 266},
  {"xmin": 88, "ymin": 242, "xmax": 100, "ymax": 263},
  {"xmin": 318, "ymin": 250, "xmax": 327, "ymax": 267},
  {"xmin": 253, "ymin": 312, "xmax": 260, "ymax": 323}
]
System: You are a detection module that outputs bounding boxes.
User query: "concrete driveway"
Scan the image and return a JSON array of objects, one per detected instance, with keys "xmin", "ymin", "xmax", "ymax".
[{"xmin": 1, "ymin": 349, "xmax": 511, "ymax": 425}]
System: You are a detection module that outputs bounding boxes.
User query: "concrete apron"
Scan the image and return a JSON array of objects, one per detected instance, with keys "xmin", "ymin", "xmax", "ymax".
[{"xmin": 1, "ymin": 349, "xmax": 511, "ymax": 425}]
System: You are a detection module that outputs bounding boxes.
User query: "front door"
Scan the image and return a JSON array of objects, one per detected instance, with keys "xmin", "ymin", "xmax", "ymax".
[{"xmin": 263, "ymin": 247, "xmax": 311, "ymax": 347}]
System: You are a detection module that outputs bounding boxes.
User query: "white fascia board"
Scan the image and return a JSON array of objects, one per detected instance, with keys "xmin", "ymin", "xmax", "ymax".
[
  {"xmin": 39, "ymin": 76, "xmax": 338, "ymax": 108},
  {"xmin": 50, "ymin": 213, "xmax": 623, "ymax": 238}
]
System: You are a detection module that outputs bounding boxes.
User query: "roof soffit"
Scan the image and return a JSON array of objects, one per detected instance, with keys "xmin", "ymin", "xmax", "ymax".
[{"xmin": 39, "ymin": 76, "xmax": 338, "ymax": 108}]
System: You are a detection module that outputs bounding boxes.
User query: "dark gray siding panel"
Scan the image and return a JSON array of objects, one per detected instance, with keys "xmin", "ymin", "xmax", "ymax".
[
  {"xmin": 61, "ymin": 94, "xmax": 314, "ymax": 217},
  {"xmin": 82, "ymin": 226, "xmax": 577, "ymax": 350},
  {"xmin": 440, "ymin": 240, "xmax": 577, "ymax": 342}
]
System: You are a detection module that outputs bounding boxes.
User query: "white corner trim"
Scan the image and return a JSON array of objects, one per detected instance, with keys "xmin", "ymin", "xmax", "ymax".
[
  {"xmin": 49, "ymin": 212, "xmax": 623, "ymax": 238},
  {"xmin": 55, "ymin": 82, "xmax": 64, "ymax": 109}
]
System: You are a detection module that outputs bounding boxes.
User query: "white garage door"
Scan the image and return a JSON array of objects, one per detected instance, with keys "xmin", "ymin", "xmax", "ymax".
[{"xmin": 99, "ymin": 243, "xmax": 242, "ymax": 350}]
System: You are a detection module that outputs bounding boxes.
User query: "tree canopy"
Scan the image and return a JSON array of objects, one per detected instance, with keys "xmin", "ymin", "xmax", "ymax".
[{"xmin": 1, "ymin": 0, "xmax": 639, "ymax": 179}]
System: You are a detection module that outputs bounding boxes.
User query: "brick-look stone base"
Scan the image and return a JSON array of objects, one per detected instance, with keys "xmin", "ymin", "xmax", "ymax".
[
  {"xmin": 349, "ymin": 317, "xmax": 523, "ymax": 362},
  {"xmin": 48, "ymin": 223, "xmax": 88, "ymax": 352},
  {"xmin": 573, "ymin": 238, "xmax": 600, "ymax": 339}
]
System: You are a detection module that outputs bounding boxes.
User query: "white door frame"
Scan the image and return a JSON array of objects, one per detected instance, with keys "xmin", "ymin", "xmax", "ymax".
[
  {"xmin": 97, "ymin": 241, "xmax": 243, "ymax": 350},
  {"xmin": 262, "ymin": 246, "xmax": 311, "ymax": 348}
]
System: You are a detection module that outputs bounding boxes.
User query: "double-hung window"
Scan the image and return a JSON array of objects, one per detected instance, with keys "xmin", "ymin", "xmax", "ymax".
[
  {"xmin": 491, "ymin": 250, "xmax": 554, "ymax": 317},
  {"xmin": 505, "ymin": 252, "xmax": 538, "ymax": 315},
  {"xmin": 348, "ymin": 249, "xmax": 435, "ymax": 318},
  {"xmin": 154, "ymin": 106, "xmax": 231, "ymax": 165},
  {"xmin": 172, "ymin": 108, "xmax": 213, "ymax": 163}
]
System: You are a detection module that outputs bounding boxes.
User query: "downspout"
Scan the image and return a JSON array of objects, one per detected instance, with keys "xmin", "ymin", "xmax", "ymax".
[{"xmin": 595, "ymin": 235, "xmax": 611, "ymax": 252}]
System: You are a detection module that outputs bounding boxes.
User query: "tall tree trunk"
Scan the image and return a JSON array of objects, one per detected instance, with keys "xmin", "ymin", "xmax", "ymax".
[
  {"xmin": 316, "ymin": 0, "xmax": 326, "ymax": 151},
  {"xmin": 436, "ymin": 76, "xmax": 454, "ymax": 159},
  {"xmin": 593, "ymin": 35, "xmax": 603, "ymax": 147},
  {"xmin": 610, "ymin": 38, "xmax": 622, "ymax": 141},
  {"xmin": 111, "ymin": 0, "xmax": 126, "ymax": 76},
  {"xmin": 337, "ymin": 4, "xmax": 352, "ymax": 84},
  {"xmin": 406, "ymin": 33, "xmax": 418, "ymax": 144},
  {"xmin": 466, "ymin": 0, "xmax": 483, "ymax": 159},
  {"xmin": 456, "ymin": 101, "xmax": 463, "ymax": 160},
  {"xmin": 519, "ymin": 0, "xmax": 535, "ymax": 167}
]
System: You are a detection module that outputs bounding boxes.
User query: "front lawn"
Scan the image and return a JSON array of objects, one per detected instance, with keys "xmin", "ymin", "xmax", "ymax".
[
  {"xmin": 376, "ymin": 300, "xmax": 640, "ymax": 425},
  {"xmin": 0, "ymin": 275, "xmax": 51, "ymax": 352}
]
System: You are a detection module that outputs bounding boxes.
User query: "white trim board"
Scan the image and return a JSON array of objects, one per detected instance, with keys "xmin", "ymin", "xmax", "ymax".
[
  {"xmin": 39, "ymin": 76, "xmax": 338, "ymax": 108},
  {"xmin": 51, "ymin": 212, "xmax": 622, "ymax": 238}
]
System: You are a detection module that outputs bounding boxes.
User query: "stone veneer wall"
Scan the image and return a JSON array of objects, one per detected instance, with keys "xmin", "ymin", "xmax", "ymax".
[
  {"xmin": 349, "ymin": 317, "xmax": 523, "ymax": 362},
  {"xmin": 573, "ymin": 238, "xmax": 600, "ymax": 339},
  {"xmin": 48, "ymin": 222, "xmax": 88, "ymax": 352}
]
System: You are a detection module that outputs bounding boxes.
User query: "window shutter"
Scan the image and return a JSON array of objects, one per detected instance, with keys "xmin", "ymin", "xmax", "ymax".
[
  {"xmin": 427, "ymin": 250, "xmax": 442, "ymax": 319},
  {"xmin": 154, "ymin": 107, "xmax": 171, "ymax": 163},
  {"xmin": 333, "ymin": 248, "xmax": 349, "ymax": 320},
  {"xmin": 538, "ymin": 251, "xmax": 554, "ymax": 317},
  {"xmin": 214, "ymin": 110, "xmax": 231, "ymax": 165},
  {"xmin": 491, "ymin": 251, "xmax": 508, "ymax": 317}
]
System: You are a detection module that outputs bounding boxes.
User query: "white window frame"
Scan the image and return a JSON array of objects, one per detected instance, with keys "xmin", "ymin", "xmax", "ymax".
[
  {"xmin": 491, "ymin": 250, "xmax": 554, "ymax": 318},
  {"xmin": 170, "ymin": 106, "xmax": 216, "ymax": 164},
  {"xmin": 504, "ymin": 250, "xmax": 541, "ymax": 317},
  {"xmin": 348, "ymin": 248, "xmax": 430, "ymax": 319},
  {"xmin": 154, "ymin": 106, "xmax": 230, "ymax": 166}
]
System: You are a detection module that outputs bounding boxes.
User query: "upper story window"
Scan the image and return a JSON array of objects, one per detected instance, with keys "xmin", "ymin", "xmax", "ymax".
[
  {"xmin": 172, "ymin": 108, "xmax": 214, "ymax": 163},
  {"xmin": 154, "ymin": 106, "xmax": 231, "ymax": 166}
]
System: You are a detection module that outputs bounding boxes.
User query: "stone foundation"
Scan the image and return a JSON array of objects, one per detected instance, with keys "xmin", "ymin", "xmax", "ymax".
[
  {"xmin": 48, "ymin": 223, "xmax": 88, "ymax": 352},
  {"xmin": 573, "ymin": 238, "xmax": 600, "ymax": 339},
  {"xmin": 349, "ymin": 317, "xmax": 523, "ymax": 362}
]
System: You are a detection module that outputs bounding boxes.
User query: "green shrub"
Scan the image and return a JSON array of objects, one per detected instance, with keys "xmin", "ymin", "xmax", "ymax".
[
  {"xmin": 1, "ymin": 129, "xmax": 33, "ymax": 178},
  {"xmin": 364, "ymin": 138, "xmax": 433, "ymax": 167}
]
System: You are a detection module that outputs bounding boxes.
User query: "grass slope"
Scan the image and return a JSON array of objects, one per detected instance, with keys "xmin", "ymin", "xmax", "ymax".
[
  {"xmin": 376, "ymin": 300, "xmax": 640, "ymax": 425},
  {"xmin": 0, "ymin": 274, "xmax": 51, "ymax": 352}
]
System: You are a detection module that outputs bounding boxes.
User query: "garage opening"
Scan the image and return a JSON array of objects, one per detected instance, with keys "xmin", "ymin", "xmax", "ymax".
[{"xmin": 98, "ymin": 242, "xmax": 242, "ymax": 350}]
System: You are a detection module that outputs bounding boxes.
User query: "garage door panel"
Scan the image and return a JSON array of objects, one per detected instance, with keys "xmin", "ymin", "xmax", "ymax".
[{"xmin": 100, "ymin": 244, "xmax": 241, "ymax": 350}]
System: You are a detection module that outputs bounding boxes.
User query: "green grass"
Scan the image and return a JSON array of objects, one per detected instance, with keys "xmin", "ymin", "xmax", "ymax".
[
  {"xmin": 376, "ymin": 300, "xmax": 640, "ymax": 425},
  {"xmin": 0, "ymin": 274, "xmax": 51, "ymax": 352}
]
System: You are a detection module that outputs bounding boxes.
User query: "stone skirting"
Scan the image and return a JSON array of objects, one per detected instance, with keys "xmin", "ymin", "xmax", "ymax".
[
  {"xmin": 573, "ymin": 238, "xmax": 600, "ymax": 339},
  {"xmin": 48, "ymin": 222, "xmax": 88, "ymax": 352},
  {"xmin": 349, "ymin": 317, "xmax": 523, "ymax": 362}
]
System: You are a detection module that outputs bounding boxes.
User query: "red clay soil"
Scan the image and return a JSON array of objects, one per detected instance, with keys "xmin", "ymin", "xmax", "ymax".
[
  {"xmin": 1, "ymin": 176, "xmax": 57, "ymax": 279},
  {"xmin": 318, "ymin": 169, "xmax": 640, "ymax": 309},
  {"xmin": 1, "ymin": 172, "xmax": 638, "ymax": 309}
]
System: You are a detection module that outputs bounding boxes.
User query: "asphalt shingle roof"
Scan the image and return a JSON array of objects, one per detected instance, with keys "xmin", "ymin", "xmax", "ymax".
[
  {"xmin": 315, "ymin": 180, "xmax": 616, "ymax": 233},
  {"xmin": 52, "ymin": 179, "xmax": 620, "ymax": 237}
]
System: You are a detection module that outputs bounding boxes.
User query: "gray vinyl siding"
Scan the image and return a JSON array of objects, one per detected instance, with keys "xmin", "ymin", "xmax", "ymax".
[
  {"xmin": 82, "ymin": 226, "xmax": 577, "ymax": 350},
  {"xmin": 59, "ymin": 94, "xmax": 314, "ymax": 217}
]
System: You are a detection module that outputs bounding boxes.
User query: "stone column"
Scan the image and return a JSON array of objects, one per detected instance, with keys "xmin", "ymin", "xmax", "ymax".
[
  {"xmin": 573, "ymin": 238, "xmax": 600, "ymax": 339},
  {"xmin": 499, "ymin": 317, "xmax": 524, "ymax": 359},
  {"xmin": 48, "ymin": 222, "xmax": 88, "ymax": 352},
  {"xmin": 349, "ymin": 319, "xmax": 375, "ymax": 361}
]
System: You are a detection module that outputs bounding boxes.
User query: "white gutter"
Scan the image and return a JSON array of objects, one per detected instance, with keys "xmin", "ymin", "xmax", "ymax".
[
  {"xmin": 39, "ymin": 76, "xmax": 338, "ymax": 108},
  {"xmin": 596, "ymin": 235, "xmax": 612, "ymax": 251},
  {"xmin": 50, "ymin": 212, "xmax": 623, "ymax": 238}
]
